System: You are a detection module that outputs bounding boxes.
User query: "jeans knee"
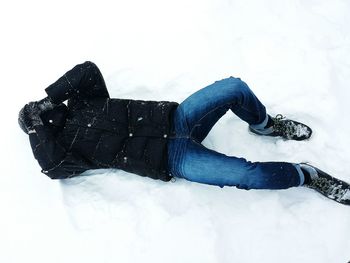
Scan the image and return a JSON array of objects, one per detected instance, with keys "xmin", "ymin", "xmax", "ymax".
[
  {"xmin": 220, "ymin": 78, "xmax": 251, "ymax": 103},
  {"xmin": 216, "ymin": 76, "xmax": 249, "ymax": 93},
  {"xmin": 231, "ymin": 77, "xmax": 250, "ymax": 93}
]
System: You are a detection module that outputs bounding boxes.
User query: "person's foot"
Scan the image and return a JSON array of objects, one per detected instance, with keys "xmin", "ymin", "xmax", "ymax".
[
  {"xmin": 249, "ymin": 114, "xmax": 312, "ymax": 141},
  {"xmin": 301, "ymin": 163, "xmax": 350, "ymax": 205}
]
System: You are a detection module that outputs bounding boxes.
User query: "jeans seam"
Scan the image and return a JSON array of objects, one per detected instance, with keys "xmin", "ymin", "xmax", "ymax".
[
  {"xmin": 177, "ymin": 105, "xmax": 190, "ymax": 137},
  {"xmin": 177, "ymin": 139, "xmax": 188, "ymax": 178},
  {"xmin": 170, "ymin": 106, "xmax": 190, "ymax": 178}
]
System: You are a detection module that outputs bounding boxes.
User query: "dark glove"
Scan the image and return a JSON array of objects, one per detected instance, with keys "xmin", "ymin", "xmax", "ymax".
[
  {"xmin": 18, "ymin": 97, "xmax": 57, "ymax": 134},
  {"xmin": 37, "ymin": 96, "xmax": 56, "ymax": 112}
]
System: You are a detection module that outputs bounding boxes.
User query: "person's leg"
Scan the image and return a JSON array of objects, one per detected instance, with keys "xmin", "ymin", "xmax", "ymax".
[
  {"xmin": 180, "ymin": 140, "xmax": 304, "ymax": 189},
  {"xmin": 176, "ymin": 76, "xmax": 268, "ymax": 143},
  {"xmin": 168, "ymin": 76, "xmax": 305, "ymax": 189}
]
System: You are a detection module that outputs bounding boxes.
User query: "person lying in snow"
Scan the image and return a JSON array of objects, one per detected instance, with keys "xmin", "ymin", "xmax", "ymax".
[{"xmin": 18, "ymin": 61, "xmax": 350, "ymax": 205}]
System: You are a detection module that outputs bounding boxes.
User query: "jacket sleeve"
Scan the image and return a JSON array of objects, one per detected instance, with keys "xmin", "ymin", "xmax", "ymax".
[
  {"xmin": 29, "ymin": 126, "xmax": 91, "ymax": 179},
  {"xmin": 45, "ymin": 61, "xmax": 110, "ymax": 104}
]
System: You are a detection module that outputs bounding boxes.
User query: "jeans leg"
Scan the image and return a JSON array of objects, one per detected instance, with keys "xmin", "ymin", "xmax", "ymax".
[
  {"xmin": 177, "ymin": 139, "xmax": 304, "ymax": 189},
  {"xmin": 168, "ymin": 76, "xmax": 305, "ymax": 189},
  {"xmin": 177, "ymin": 76, "xmax": 267, "ymax": 142}
]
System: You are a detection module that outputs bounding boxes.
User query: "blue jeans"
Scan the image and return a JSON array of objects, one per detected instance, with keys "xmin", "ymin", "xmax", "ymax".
[{"xmin": 167, "ymin": 77, "xmax": 305, "ymax": 189}]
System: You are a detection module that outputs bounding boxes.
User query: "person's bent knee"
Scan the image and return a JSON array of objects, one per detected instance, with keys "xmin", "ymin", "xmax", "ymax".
[
  {"xmin": 215, "ymin": 76, "xmax": 249, "ymax": 93},
  {"xmin": 223, "ymin": 77, "xmax": 251, "ymax": 100}
]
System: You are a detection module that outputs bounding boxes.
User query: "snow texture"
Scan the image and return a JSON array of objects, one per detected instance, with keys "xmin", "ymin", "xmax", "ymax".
[
  {"xmin": 294, "ymin": 124, "xmax": 311, "ymax": 138},
  {"xmin": 343, "ymin": 190, "xmax": 350, "ymax": 201},
  {"xmin": 1, "ymin": 0, "xmax": 350, "ymax": 262}
]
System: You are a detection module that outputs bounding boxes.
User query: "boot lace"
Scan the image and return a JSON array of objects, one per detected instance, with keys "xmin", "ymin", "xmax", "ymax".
[{"xmin": 272, "ymin": 114, "xmax": 293, "ymax": 138}]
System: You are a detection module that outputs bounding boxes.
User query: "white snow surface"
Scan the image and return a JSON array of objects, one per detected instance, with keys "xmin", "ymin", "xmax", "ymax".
[{"xmin": 1, "ymin": 0, "xmax": 350, "ymax": 262}]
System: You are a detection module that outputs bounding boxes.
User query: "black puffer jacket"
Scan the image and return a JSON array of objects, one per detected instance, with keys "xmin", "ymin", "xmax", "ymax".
[{"xmin": 29, "ymin": 61, "xmax": 178, "ymax": 181}]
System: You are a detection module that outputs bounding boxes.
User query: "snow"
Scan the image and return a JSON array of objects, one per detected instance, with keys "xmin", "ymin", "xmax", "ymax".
[
  {"xmin": 294, "ymin": 124, "xmax": 311, "ymax": 138},
  {"xmin": 343, "ymin": 190, "xmax": 350, "ymax": 201},
  {"xmin": 1, "ymin": 0, "xmax": 350, "ymax": 262}
]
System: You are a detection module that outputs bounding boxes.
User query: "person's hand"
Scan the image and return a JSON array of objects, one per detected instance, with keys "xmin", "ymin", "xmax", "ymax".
[
  {"xmin": 18, "ymin": 102, "xmax": 43, "ymax": 134},
  {"xmin": 37, "ymin": 97, "xmax": 56, "ymax": 113},
  {"xmin": 18, "ymin": 97, "xmax": 58, "ymax": 134}
]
